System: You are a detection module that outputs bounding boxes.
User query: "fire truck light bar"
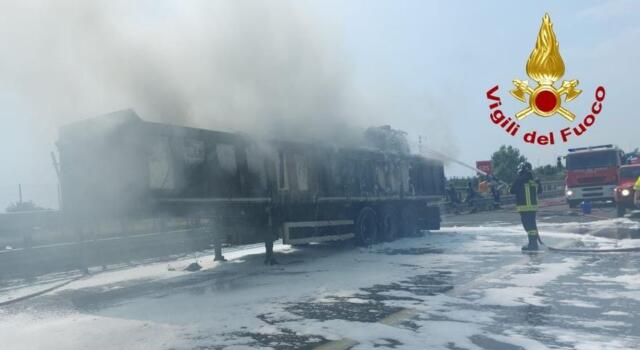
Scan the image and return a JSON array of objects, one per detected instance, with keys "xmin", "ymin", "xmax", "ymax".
[{"xmin": 568, "ymin": 144, "xmax": 614, "ymax": 153}]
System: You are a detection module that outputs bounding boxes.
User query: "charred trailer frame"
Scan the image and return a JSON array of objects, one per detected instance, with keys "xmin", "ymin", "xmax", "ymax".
[{"xmin": 57, "ymin": 110, "xmax": 445, "ymax": 262}]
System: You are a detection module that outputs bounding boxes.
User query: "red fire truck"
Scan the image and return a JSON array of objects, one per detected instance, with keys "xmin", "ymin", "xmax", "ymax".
[{"xmin": 564, "ymin": 145, "xmax": 624, "ymax": 208}]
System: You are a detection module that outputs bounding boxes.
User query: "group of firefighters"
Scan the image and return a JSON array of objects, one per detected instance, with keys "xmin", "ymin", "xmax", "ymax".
[
  {"xmin": 449, "ymin": 162, "xmax": 640, "ymax": 252},
  {"xmin": 446, "ymin": 178, "xmax": 502, "ymax": 212}
]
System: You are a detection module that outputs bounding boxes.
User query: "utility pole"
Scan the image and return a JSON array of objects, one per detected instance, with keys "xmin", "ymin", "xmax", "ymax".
[
  {"xmin": 18, "ymin": 184, "xmax": 22, "ymax": 204},
  {"xmin": 51, "ymin": 151, "xmax": 62, "ymax": 210}
]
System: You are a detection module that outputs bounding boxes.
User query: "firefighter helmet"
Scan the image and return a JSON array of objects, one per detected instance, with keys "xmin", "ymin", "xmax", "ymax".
[{"xmin": 517, "ymin": 161, "xmax": 533, "ymax": 175}]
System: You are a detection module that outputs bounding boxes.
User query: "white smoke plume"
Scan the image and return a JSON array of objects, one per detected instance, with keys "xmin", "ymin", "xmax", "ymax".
[
  {"xmin": 0, "ymin": 1, "xmax": 364, "ymax": 139},
  {"xmin": 0, "ymin": 0, "xmax": 460, "ymax": 210}
]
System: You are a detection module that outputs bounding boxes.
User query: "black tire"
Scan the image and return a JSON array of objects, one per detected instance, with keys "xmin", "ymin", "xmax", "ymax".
[
  {"xmin": 568, "ymin": 200, "xmax": 578, "ymax": 209},
  {"xmin": 355, "ymin": 207, "xmax": 378, "ymax": 246},
  {"xmin": 616, "ymin": 204, "xmax": 626, "ymax": 218},
  {"xmin": 400, "ymin": 205, "xmax": 419, "ymax": 237},
  {"xmin": 379, "ymin": 206, "xmax": 400, "ymax": 242}
]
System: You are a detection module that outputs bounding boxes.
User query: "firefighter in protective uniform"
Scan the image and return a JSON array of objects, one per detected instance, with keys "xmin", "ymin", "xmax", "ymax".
[{"xmin": 510, "ymin": 162, "xmax": 543, "ymax": 251}]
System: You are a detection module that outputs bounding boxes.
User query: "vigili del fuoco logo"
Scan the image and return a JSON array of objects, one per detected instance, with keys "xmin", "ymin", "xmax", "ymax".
[{"xmin": 486, "ymin": 13, "xmax": 606, "ymax": 145}]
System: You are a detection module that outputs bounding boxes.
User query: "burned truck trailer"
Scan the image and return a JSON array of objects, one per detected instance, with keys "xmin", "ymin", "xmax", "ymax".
[{"xmin": 57, "ymin": 110, "xmax": 445, "ymax": 259}]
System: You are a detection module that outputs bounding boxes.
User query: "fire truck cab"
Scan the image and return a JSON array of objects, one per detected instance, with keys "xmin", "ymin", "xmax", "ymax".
[
  {"xmin": 564, "ymin": 145, "xmax": 624, "ymax": 208},
  {"xmin": 614, "ymin": 163, "xmax": 640, "ymax": 217}
]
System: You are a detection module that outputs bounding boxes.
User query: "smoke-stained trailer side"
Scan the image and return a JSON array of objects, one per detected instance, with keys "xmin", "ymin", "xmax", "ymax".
[{"xmin": 57, "ymin": 110, "xmax": 445, "ymax": 263}]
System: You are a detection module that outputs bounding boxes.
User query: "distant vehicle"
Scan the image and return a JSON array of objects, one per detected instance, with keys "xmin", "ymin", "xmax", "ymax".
[
  {"xmin": 57, "ymin": 110, "xmax": 445, "ymax": 260},
  {"xmin": 564, "ymin": 145, "xmax": 624, "ymax": 208},
  {"xmin": 614, "ymin": 164, "xmax": 640, "ymax": 217}
]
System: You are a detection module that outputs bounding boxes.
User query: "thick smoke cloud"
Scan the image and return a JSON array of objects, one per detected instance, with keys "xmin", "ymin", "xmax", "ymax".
[
  {"xmin": 0, "ymin": 1, "xmax": 360, "ymax": 140},
  {"xmin": 0, "ymin": 0, "xmax": 460, "ymax": 210},
  {"xmin": 1, "ymin": 0, "xmax": 462, "ymax": 149}
]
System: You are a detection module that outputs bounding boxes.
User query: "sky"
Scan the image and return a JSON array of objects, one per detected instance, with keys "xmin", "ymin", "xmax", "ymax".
[{"xmin": 0, "ymin": 0, "xmax": 638, "ymax": 210}]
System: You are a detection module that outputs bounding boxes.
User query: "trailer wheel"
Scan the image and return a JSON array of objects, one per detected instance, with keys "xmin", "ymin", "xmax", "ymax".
[
  {"xmin": 400, "ymin": 206, "xmax": 419, "ymax": 237},
  {"xmin": 616, "ymin": 204, "xmax": 626, "ymax": 218},
  {"xmin": 355, "ymin": 207, "xmax": 378, "ymax": 246},
  {"xmin": 379, "ymin": 207, "xmax": 399, "ymax": 242}
]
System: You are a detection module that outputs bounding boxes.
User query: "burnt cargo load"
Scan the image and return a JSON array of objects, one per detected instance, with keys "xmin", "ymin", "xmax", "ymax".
[{"xmin": 57, "ymin": 110, "xmax": 445, "ymax": 247}]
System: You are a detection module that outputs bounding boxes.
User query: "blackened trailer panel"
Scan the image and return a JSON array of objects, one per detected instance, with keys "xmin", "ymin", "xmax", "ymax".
[
  {"xmin": 140, "ymin": 122, "xmax": 270, "ymax": 199},
  {"xmin": 57, "ymin": 110, "xmax": 149, "ymax": 218},
  {"xmin": 269, "ymin": 145, "xmax": 442, "ymax": 200},
  {"xmin": 410, "ymin": 157, "xmax": 446, "ymax": 197},
  {"xmin": 58, "ymin": 111, "xmax": 277, "ymax": 217},
  {"xmin": 58, "ymin": 110, "xmax": 445, "ymax": 219}
]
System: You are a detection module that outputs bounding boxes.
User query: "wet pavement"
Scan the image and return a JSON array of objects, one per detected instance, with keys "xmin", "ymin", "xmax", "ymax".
[{"xmin": 1, "ymin": 204, "xmax": 640, "ymax": 349}]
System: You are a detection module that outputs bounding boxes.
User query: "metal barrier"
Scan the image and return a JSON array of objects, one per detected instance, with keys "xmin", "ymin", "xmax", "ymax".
[
  {"xmin": 0, "ymin": 226, "xmax": 216, "ymax": 279},
  {"xmin": 442, "ymin": 189, "xmax": 565, "ymax": 214}
]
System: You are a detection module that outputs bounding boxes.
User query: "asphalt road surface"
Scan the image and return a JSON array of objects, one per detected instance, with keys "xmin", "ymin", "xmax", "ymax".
[{"xmin": 1, "ymin": 204, "xmax": 639, "ymax": 349}]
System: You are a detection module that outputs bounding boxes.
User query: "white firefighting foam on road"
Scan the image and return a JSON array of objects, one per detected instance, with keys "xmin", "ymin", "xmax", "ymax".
[{"xmin": 0, "ymin": 220, "xmax": 639, "ymax": 349}]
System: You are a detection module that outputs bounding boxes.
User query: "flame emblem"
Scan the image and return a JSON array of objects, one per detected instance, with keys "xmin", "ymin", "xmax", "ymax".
[{"xmin": 510, "ymin": 13, "xmax": 581, "ymax": 121}]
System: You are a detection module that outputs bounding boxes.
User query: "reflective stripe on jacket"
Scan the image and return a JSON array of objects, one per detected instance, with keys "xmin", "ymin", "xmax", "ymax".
[
  {"xmin": 517, "ymin": 180, "xmax": 539, "ymax": 212},
  {"xmin": 510, "ymin": 175, "xmax": 541, "ymax": 212}
]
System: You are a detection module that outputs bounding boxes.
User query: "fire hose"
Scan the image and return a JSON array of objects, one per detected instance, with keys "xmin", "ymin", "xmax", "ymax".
[{"xmin": 536, "ymin": 235, "xmax": 640, "ymax": 253}]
